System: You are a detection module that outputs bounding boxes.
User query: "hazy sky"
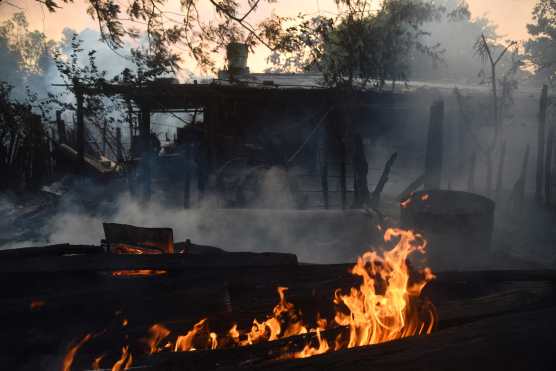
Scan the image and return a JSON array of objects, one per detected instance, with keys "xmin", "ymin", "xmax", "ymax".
[{"xmin": 0, "ymin": 0, "xmax": 538, "ymax": 72}]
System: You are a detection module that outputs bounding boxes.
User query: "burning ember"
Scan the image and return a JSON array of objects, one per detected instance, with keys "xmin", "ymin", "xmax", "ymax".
[
  {"xmin": 111, "ymin": 269, "xmax": 168, "ymax": 277},
  {"xmin": 62, "ymin": 228, "xmax": 436, "ymax": 369}
]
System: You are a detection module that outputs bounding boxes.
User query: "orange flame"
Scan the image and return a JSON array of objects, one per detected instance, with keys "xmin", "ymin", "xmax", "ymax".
[
  {"xmin": 145, "ymin": 324, "xmax": 171, "ymax": 354},
  {"xmin": 91, "ymin": 354, "xmax": 104, "ymax": 370},
  {"xmin": 332, "ymin": 228, "xmax": 435, "ymax": 350},
  {"xmin": 62, "ymin": 334, "xmax": 92, "ymax": 371},
  {"xmin": 111, "ymin": 269, "xmax": 167, "ymax": 277},
  {"xmin": 111, "ymin": 346, "xmax": 132, "ymax": 371},
  {"xmin": 30, "ymin": 299, "xmax": 46, "ymax": 311},
  {"xmin": 421, "ymin": 194, "xmax": 430, "ymax": 201},
  {"xmin": 62, "ymin": 228, "xmax": 436, "ymax": 365}
]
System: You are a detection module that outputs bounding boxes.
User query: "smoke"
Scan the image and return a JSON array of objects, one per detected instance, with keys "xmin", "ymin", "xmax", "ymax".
[{"xmin": 0, "ymin": 170, "xmax": 378, "ymax": 264}]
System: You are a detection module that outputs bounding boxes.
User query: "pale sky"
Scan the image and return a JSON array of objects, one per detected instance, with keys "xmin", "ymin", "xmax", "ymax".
[{"xmin": 0, "ymin": 0, "xmax": 538, "ymax": 72}]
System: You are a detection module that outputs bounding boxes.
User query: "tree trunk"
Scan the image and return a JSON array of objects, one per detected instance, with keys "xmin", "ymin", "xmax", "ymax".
[
  {"xmin": 545, "ymin": 124, "xmax": 555, "ymax": 206},
  {"xmin": 535, "ymin": 84, "xmax": 548, "ymax": 203}
]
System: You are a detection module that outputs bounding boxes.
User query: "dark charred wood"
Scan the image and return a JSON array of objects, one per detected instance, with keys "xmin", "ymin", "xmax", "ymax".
[
  {"xmin": 0, "ymin": 251, "xmax": 299, "ymax": 273},
  {"xmin": 0, "ymin": 244, "xmax": 104, "ymax": 259}
]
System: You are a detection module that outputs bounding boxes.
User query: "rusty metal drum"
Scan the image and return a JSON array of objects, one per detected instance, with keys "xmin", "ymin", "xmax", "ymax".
[{"xmin": 400, "ymin": 190, "xmax": 495, "ymax": 271}]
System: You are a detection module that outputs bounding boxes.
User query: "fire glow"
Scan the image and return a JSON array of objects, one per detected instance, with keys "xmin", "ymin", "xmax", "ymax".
[{"xmin": 62, "ymin": 228, "xmax": 436, "ymax": 370}]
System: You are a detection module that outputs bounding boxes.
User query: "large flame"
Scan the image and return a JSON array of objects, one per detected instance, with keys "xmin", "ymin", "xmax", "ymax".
[{"xmin": 62, "ymin": 228, "xmax": 436, "ymax": 369}]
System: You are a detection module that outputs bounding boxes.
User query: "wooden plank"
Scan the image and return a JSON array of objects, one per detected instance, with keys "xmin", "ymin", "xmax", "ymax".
[
  {"xmin": 0, "ymin": 251, "xmax": 299, "ymax": 273},
  {"xmin": 0, "ymin": 244, "xmax": 104, "ymax": 259}
]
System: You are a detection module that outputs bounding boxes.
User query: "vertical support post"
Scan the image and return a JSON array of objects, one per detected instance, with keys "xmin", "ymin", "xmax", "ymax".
[
  {"xmin": 102, "ymin": 120, "xmax": 107, "ymax": 156},
  {"xmin": 75, "ymin": 89, "xmax": 85, "ymax": 174},
  {"xmin": 511, "ymin": 144, "xmax": 530, "ymax": 213},
  {"xmin": 536, "ymin": 84, "xmax": 548, "ymax": 202},
  {"xmin": 339, "ymin": 137, "xmax": 347, "ymax": 210},
  {"xmin": 468, "ymin": 153, "xmax": 476, "ymax": 193},
  {"xmin": 184, "ymin": 143, "xmax": 191, "ymax": 209},
  {"xmin": 320, "ymin": 127, "xmax": 329, "ymax": 209},
  {"xmin": 55, "ymin": 110, "xmax": 66, "ymax": 144},
  {"xmin": 29, "ymin": 114, "xmax": 43, "ymax": 189},
  {"xmin": 116, "ymin": 127, "xmax": 123, "ymax": 162},
  {"xmin": 139, "ymin": 106, "xmax": 152, "ymax": 202},
  {"xmin": 424, "ymin": 100, "xmax": 444, "ymax": 190},
  {"xmin": 127, "ymin": 99, "xmax": 134, "ymax": 153},
  {"xmin": 496, "ymin": 141, "xmax": 507, "ymax": 201},
  {"xmin": 205, "ymin": 102, "xmax": 219, "ymax": 175},
  {"xmin": 545, "ymin": 124, "xmax": 555, "ymax": 206}
]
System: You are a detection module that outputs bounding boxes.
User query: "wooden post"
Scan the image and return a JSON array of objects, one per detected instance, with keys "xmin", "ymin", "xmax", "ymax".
[
  {"xmin": 127, "ymin": 99, "xmax": 134, "ymax": 152},
  {"xmin": 486, "ymin": 149, "xmax": 493, "ymax": 196},
  {"xmin": 184, "ymin": 143, "xmax": 191, "ymax": 209},
  {"xmin": 535, "ymin": 84, "xmax": 548, "ymax": 202},
  {"xmin": 29, "ymin": 114, "xmax": 44, "ymax": 189},
  {"xmin": 495, "ymin": 141, "xmax": 507, "ymax": 201},
  {"xmin": 75, "ymin": 89, "xmax": 85, "ymax": 174},
  {"xmin": 424, "ymin": 100, "xmax": 444, "ymax": 190},
  {"xmin": 102, "ymin": 120, "xmax": 107, "ymax": 156},
  {"xmin": 320, "ymin": 128, "xmax": 329, "ymax": 209},
  {"xmin": 370, "ymin": 152, "xmax": 397, "ymax": 208},
  {"xmin": 139, "ymin": 106, "xmax": 152, "ymax": 202},
  {"xmin": 468, "ymin": 153, "xmax": 476, "ymax": 193},
  {"xmin": 55, "ymin": 110, "xmax": 66, "ymax": 144},
  {"xmin": 545, "ymin": 124, "xmax": 555, "ymax": 206},
  {"xmin": 116, "ymin": 127, "xmax": 123, "ymax": 162},
  {"xmin": 511, "ymin": 144, "xmax": 530, "ymax": 213},
  {"xmin": 339, "ymin": 137, "xmax": 347, "ymax": 210}
]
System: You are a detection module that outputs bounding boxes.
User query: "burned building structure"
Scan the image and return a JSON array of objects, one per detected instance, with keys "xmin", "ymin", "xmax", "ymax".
[{"xmin": 62, "ymin": 44, "xmax": 554, "ymax": 212}]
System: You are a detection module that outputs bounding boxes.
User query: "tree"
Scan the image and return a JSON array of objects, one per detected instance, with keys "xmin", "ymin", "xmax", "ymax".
[
  {"xmin": 526, "ymin": 0, "xmax": 556, "ymax": 82},
  {"xmin": 4, "ymin": 0, "xmax": 281, "ymax": 74},
  {"xmin": 266, "ymin": 0, "xmax": 443, "ymax": 89},
  {"xmin": 0, "ymin": 12, "xmax": 55, "ymax": 98}
]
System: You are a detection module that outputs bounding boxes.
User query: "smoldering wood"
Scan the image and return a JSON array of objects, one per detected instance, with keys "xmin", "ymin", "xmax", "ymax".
[
  {"xmin": 495, "ymin": 141, "xmax": 507, "ymax": 201},
  {"xmin": 370, "ymin": 152, "xmax": 398, "ymax": 208},
  {"xmin": 424, "ymin": 100, "xmax": 444, "ymax": 190},
  {"xmin": 65, "ymin": 273, "xmax": 554, "ymax": 371},
  {"xmin": 536, "ymin": 84, "xmax": 548, "ymax": 203},
  {"xmin": 397, "ymin": 173, "xmax": 425, "ymax": 201},
  {"xmin": 545, "ymin": 124, "xmax": 555, "ymax": 206},
  {"xmin": 0, "ymin": 251, "xmax": 299, "ymax": 273},
  {"xmin": 103, "ymin": 223, "xmax": 175, "ymax": 254},
  {"xmin": 0, "ymin": 244, "xmax": 104, "ymax": 259}
]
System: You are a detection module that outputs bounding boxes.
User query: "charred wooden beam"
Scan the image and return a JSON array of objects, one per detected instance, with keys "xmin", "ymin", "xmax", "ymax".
[
  {"xmin": 0, "ymin": 244, "xmax": 104, "ymax": 259},
  {"xmin": 0, "ymin": 251, "xmax": 299, "ymax": 274},
  {"xmin": 370, "ymin": 152, "xmax": 397, "ymax": 208}
]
